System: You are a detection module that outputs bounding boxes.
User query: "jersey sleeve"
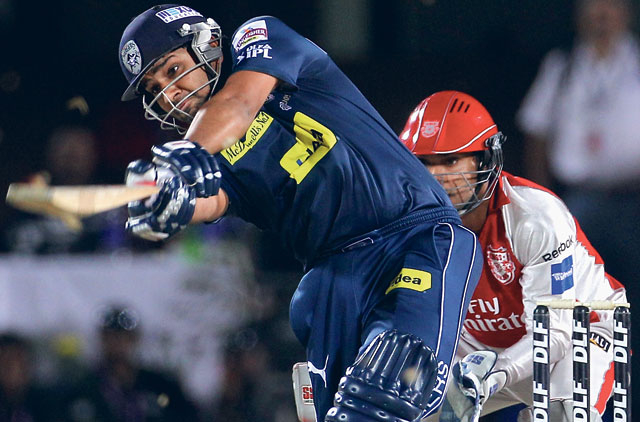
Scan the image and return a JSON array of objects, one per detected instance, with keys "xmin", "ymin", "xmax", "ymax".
[
  {"xmin": 495, "ymin": 184, "xmax": 577, "ymax": 385},
  {"xmin": 229, "ymin": 16, "xmax": 326, "ymax": 88}
]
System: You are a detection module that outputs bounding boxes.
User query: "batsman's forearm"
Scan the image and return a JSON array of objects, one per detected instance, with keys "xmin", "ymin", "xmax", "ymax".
[
  {"xmin": 192, "ymin": 189, "xmax": 229, "ymax": 223},
  {"xmin": 185, "ymin": 70, "xmax": 278, "ymax": 154},
  {"xmin": 187, "ymin": 94, "xmax": 255, "ymax": 154}
]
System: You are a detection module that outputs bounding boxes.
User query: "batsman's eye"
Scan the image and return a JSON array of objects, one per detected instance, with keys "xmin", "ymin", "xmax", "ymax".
[
  {"xmin": 167, "ymin": 64, "xmax": 180, "ymax": 78},
  {"xmin": 148, "ymin": 84, "xmax": 161, "ymax": 96}
]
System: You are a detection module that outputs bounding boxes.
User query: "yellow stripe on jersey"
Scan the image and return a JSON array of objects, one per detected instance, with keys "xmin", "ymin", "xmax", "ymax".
[{"xmin": 221, "ymin": 111, "xmax": 273, "ymax": 165}]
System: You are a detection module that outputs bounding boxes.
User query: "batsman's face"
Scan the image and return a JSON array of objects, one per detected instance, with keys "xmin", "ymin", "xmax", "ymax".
[
  {"xmin": 140, "ymin": 48, "xmax": 213, "ymax": 120},
  {"xmin": 418, "ymin": 153, "xmax": 484, "ymax": 206}
]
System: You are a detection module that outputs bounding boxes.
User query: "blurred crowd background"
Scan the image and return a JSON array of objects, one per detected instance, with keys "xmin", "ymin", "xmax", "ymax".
[{"xmin": 0, "ymin": 0, "xmax": 638, "ymax": 421}]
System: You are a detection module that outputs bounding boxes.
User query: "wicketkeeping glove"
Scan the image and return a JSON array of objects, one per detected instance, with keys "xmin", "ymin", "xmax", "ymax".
[
  {"xmin": 125, "ymin": 159, "xmax": 196, "ymax": 241},
  {"xmin": 151, "ymin": 140, "xmax": 221, "ymax": 198},
  {"xmin": 444, "ymin": 350, "xmax": 507, "ymax": 422}
]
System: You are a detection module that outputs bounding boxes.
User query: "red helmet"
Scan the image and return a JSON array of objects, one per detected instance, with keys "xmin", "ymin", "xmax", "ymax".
[{"xmin": 400, "ymin": 90, "xmax": 505, "ymax": 214}]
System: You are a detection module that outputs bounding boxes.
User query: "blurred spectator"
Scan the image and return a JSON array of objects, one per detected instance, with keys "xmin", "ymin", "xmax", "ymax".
[
  {"xmin": 215, "ymin": 328, "xmax": 273, "ymax": 422},
  {"xmin": 0, "ymin": 332, "xmax": 55, "ymax": 422},
  {"xmin": 45, "ymin": 125, "xmax": 98, "ymax": 186},
  {"xmin": 60, "ymin": 305, "xmax": 200, "ymax": 422},
  {"xmin": 215, "ymin": 327, "xmax": 298, "ymax": 422},
  {"xmin": 213, "ymin": 278, "xmax": 303, "ymax": 422},
  {"xmin": 2, "ymin": 124, "xmax": 140, "ymax": 254},
  {"xmin": 516, "ymin": 0, "xmax": 640, "ymax": 299}
]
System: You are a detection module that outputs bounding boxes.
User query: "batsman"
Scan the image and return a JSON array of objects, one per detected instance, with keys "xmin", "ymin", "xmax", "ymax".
[{"xmin": 117, "ymin": 4, "xmax": 482, "ymax": 421}]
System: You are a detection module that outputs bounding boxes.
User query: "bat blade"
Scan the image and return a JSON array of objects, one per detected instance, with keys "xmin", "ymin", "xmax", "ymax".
[{"xmin": 6, "ymin": 183, "xmax": 160, "ymax": 219}]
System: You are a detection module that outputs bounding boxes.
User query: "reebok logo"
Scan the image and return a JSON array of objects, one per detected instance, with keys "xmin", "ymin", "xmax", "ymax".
[
  {"xmin": 543, "ymin": 236, "xmax": 574, "ymax": 262},
  {"xmin": 385, "ymin": 268, "xmax": 432, "ymax": 294}
]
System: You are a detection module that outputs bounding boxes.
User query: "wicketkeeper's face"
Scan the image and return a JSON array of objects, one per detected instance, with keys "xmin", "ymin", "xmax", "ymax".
[{"xmin": 418, "ymin": 153, "xmax": 487, "ymax": 207}]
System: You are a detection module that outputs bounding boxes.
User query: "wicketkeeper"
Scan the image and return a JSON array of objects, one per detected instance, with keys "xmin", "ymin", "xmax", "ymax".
[{"xmin": 401, "ymin": 91, "xmax": 627, "ymax": 422}]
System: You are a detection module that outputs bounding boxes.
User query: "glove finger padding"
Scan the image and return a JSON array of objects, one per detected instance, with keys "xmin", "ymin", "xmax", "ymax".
[
  {"xmin": 325, "ymin": 330, "xmax": 437, "ymax": 422},
  {"xmin": 151, "ymin": 140, "xmax": 221, "ymax": 198},
  {"xmin": 125, "ymin": 176, "xmax": 196, "ymax": 242},
  {"xmin": 125, "ymin": 159, "xmax": 176, "ymax": 218},
  {"xmin": 190, "ymin": 145, "xmax": 218, "ymax": 197}
]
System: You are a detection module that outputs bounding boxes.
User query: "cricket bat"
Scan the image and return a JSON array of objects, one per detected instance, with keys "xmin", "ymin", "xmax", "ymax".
[{"xmin": 5, "ymin": 183, "xmax": 160, "ymax": 231}]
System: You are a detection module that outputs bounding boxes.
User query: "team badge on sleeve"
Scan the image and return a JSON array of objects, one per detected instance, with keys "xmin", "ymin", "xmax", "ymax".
[
  {"xmin": 233, "ymin": 19, "xmax": 269, "ymax": 51},
  {"xmin": 551, "ymin": 255, "xmax": 574, "ymax": 294}
]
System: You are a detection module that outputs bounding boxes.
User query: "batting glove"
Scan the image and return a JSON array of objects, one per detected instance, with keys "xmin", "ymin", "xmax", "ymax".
[
  {"xmin": 151, "ymin": 140, "xmax": 221, "ymax": 198},
  {"xmin": 445, "ymin": 350, "xmax": 507, "ymax": 422},
  {"xmin": 125, "ymin": 160, "xmax": 196, "ymax": 241}
]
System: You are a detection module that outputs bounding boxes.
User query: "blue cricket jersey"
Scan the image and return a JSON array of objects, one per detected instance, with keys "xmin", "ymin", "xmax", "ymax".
[{"xmin": 217, "ymin": 16, "xmax": 455, "ymax": 266}]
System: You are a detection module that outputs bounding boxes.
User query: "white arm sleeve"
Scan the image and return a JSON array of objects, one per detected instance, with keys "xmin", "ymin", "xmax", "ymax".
[{"xmin": 493, "ymin": 184, "xmax": 577, "ymax": 386}]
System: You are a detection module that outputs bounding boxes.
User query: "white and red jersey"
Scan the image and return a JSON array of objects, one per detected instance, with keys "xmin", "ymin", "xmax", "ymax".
[{"xmin": 463, "ymin": 172, "xmax": 625, "ymax": 384}]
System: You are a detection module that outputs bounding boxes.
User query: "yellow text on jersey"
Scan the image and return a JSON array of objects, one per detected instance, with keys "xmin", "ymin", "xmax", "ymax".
[{"xmin": 221, "ymin": 111, "xmax": 273, "ymax": 165}]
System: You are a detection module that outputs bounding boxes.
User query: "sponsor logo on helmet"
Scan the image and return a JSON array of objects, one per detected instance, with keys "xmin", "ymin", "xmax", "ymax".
[
  {"xmin": 542, "ymin": 235, "xmax": 574, "ymax": 262},
  {"xmin": 421, "ymin": 120, "xmax": 440, "ymax": 137},
  {"xmin": 232, "ymin": 20, "xmax": 269, "ymax": 52},
  {"xmin": 121, "ymin": 40, "xmax": 142, "ymax": 75},
  {"xmin": 486, "ymin": 245, "xmax": 516, "ymax": 285},
  {"xmin": 551, "ymin": 255, "xmax": 574, "ymax": 294},
  {"xmin": 385, "ymin": 268, "xmax": 432, "ymax": 294},
  {"xmin": 155, "ymin": 6, "xmax": 203, "ymax": 23}
]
